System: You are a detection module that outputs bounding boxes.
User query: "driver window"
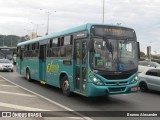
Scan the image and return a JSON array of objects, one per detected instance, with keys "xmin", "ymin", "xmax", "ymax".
[
  {"xmin": 119, "ymin": 41, "xmax": 134, "ymax": 58},
  {"xmin": 94, "ymin": 39, "xmax": 113, "ymax": 68}
]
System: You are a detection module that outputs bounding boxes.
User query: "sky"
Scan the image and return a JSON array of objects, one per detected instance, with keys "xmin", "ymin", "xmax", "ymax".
[{"xmin": 0, "ymin": 0, "xmax": 160, "ymax": 54}]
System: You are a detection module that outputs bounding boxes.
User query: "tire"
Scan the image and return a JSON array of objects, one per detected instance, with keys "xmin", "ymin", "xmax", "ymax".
[
  {"xmin": 61, "ymin": 76, "xmax": 71, "ymax": 96},
  {"xmin": 11, "ymin": 70, "xmax": 13, "ymax": 72},
  {"xmin": 139, "ymin": 82, "xmax": 148, "ymax": 92},
  {"xmin": 26, "ymin": 69, "xmax": 32, "ymax": 82}
]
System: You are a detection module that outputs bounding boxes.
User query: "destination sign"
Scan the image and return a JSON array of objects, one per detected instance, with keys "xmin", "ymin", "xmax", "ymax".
[{"xmin": 91, "ymin": 26, "xmax": 135, "ymax": 38}]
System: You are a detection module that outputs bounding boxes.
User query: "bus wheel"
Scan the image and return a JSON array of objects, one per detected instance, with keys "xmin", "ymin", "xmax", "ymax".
[
  {"xmin": 139, "ymin": 82, "xmax": 148, "ymax": 92},
  {"xmin": 26, "ymin": 69, "xmax": 31, "ymax": 82},
  {"xmin": 61, "ymin": 76, "xmax": 71, "ymax": 96}
]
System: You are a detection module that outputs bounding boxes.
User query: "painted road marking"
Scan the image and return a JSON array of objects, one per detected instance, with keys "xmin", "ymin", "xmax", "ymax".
[
  {"xmin": 0, "ymin": 75, "xmax": 93, "ymax": 120},
  {"xmin": 0, "ymin": 84, "xmax": 17, "ymax": 87},
  {"xmin": 0, "ymin": 102, "xmax": 51, "ymax": 111},
  {"xmin": 0, "ymin": 91, "xmax": 36, "ymax": 97},
  {"xmin": 0, "ymin": 80, "xmax": 5, "ymax": 81}
]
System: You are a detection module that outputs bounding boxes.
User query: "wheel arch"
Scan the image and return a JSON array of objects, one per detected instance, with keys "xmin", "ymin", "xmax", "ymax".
[
  {"xmin": 26, "ymin": 66, "xmax": 31, "ymax": 78},
  {"xmin": 59, "ymin": 72, "xmax": 69, "ymax": 88},
  {"xmin": 139, "ymin": 81, "xmax": 147, "ymax": 85}
]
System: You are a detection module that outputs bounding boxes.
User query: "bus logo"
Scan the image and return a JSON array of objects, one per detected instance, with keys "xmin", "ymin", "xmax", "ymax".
[{"xmin": 46, "ymin": 63, "xmax": 59, "ymax": 72}]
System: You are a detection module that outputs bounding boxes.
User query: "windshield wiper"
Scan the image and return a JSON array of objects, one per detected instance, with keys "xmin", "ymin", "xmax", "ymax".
[{"xmin": 104, "ymin": 38, "xmax": 113, "ymax": 54}]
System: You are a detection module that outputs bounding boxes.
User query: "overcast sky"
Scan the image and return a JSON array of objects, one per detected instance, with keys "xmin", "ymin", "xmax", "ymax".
[{"xmin": 0, "ymin": 0, "xmax": 160, "ymax": 53}]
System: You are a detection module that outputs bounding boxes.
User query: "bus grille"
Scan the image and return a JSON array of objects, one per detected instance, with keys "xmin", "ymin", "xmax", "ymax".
[
  {"xmin": 109, "ymin": 87, "xmax": 126, "ymax": 92},
  {"xmin": 106, "ymin": 81, "xmax": 128, "ymax": 85},
  {"xmin": 101, "ymin": 74, "xmax": 132, "ymax": 80}
]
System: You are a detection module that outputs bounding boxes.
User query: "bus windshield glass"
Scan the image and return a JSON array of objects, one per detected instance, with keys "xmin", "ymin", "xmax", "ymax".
[
  {"xmin": 0, "ymin": 48, "xmax": 13, "ymax": 60},
  {"xmin": 91, "ymin": 26, "xmax": 138, "ymax": 72}
]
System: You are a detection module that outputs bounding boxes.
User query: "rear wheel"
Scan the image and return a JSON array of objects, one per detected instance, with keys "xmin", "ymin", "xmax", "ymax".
[
  {"xmin": 61, "ymin": 76, "xmax": 71, "ymax": 96},
  {"xmin": 26, "ymin": 69, "xmax": 32, "ymax": 82},
  {"xmin": 139, "ymin": 82, "xmax": 148, "ymax": 92}
]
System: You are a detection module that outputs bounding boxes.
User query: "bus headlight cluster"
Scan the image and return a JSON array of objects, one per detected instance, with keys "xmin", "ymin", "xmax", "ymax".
[
  {"xmin": 90, "ymin": 76, "xmax": 104, "ymax": 86},
  {"xmin": 130, "ymin": 76, "xmax": 138, "ymax": 84}
]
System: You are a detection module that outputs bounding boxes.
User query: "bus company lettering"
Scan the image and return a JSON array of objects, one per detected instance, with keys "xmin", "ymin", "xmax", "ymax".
[{"xmin": 47, "ymin": 63, "xmax": 59, "ymax": 72}]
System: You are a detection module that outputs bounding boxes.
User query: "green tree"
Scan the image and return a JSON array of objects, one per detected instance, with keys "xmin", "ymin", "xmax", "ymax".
[{"xmin": 140, "ymin": 51, "xmax": 146, "ymax": 57}]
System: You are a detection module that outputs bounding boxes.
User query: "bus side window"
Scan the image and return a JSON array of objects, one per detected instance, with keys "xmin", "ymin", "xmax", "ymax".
[
  {"xmin": 52, "ymin": 38, "xmax": 60, "ymax": 57},
  {"xmin": 32, "ymin": 43, "xmax": 36, "ymax": 57},
  {"xmin": 66, "ymin": 35, "xmax": 73, "ymax": 57},
  {"xmin": 35, "ymin": 42, "xmax": 39, "ymax": 57},
  {"xmin": 60, "ymin": 37, "xmax": 66, "ymax": 57},
  {"xmin": 50, "ymin": 39, "xmax": 52, "ymax": 48},
  {"xmin": 20, "ymin": 47, "xmax": 23, "ymax": 60},
  {"xmin": 17, "ymin": 47, "xmax": 20, "ymax": 57},
  {"xmin": 70, "ymin": 35, "xmax": 73, "ymax": 45},
  {"xmin": 61, "ymin": 37, "xmax": 64, "ymax": 46},
  {"xmin": 29, "ymin": 44, "xmax": 32, "ymax": 57}
]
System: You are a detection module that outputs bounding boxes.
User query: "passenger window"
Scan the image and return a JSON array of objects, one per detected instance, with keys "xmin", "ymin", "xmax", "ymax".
[
  {"xmin": 60, "ymin": 35, "xmax": 73, "ymax": 57},
  {"xmin": 61, "ymin": 37, "xmax": 64, "ymax": 46},
  {"xmin": 64, "ymin": 36, "xmax": 71, "ymax": 45},
  {"xmin": 50, "ymin": 39, "xmax": 52, "ymax": 48},
  {"xmin": 146, "ymin": 69, "xmax": 158, "ymax": 77},
  {"xmin": 158, "ymin": 70, "xmax": 160, "ymax": 77},
  {"xmin": 52, "ymin": 38, "xmax": 58, "ymax": 47}
]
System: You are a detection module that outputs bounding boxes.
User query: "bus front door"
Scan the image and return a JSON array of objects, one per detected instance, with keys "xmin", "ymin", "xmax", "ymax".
[
  {"xmin": 19, "ymin": 49, "xmax": 23, "ymax": 74},
  {"xmin": 75, "ymin": 39, "xmax": 87, "ymax": 94},
  {"xmin": 39, "ymin": 45, "xmax": 46, "ymax": 82}
]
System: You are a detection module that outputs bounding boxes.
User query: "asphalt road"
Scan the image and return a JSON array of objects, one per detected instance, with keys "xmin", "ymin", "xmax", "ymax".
[{"xmin": 0, "ymin": 66, "xmax": 160, "ymax": 120}]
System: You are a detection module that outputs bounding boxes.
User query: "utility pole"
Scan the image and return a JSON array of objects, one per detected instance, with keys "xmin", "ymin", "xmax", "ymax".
[
  {"xmin": 46, "ymin": 12, "xmax": 50, "ymax": 35},
  {"xmin": 102, "ymin": 0, "xmax": 105, "ymax": 24},
  {"xmin": 11, "ymin": 35, "xmax": 12, "ymax": 47},
  {"xmin": 40, "ymin": 9, "xmax": 56, "ymax": 35}
]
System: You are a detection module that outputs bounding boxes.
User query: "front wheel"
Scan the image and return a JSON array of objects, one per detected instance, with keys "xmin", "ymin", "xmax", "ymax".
[
  {"xmin": 139, "ymin": 82, "xmax": 148, "ymax": 92},
  {"xmin": 26, "ymin": 69, "xmax": 32, "ymax": 82},
  {"xmin": 61, "ymin": 76, "xmax": 71, "ymax": 96}
]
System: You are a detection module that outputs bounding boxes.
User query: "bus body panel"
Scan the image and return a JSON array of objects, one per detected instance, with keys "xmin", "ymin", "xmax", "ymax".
[
  {"xmin": 17, "ymin": 23, "xmax": 139, "ymax": 97},
  {"xmin": 45, "ymin": 58, "xmax": 74, "ymax": 89},
  {"xmin": 87, "ymin": 81, "xmax": 138, "ymax": 97},
  {"xmin": 86, "ymin": 73, "xmax": 138, "ymax": 97}
]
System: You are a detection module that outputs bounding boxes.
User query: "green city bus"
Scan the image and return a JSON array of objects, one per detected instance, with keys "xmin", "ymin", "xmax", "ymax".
[{"xmin": 17, "ymin": 23, "xmax": 140, "ymax": 97}]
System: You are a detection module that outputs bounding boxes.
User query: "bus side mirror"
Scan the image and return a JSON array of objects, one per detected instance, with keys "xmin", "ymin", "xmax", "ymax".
[
  {"xmin": 89, "ymin": 39, "xmax": 94, "ymax": 52},
  {"xmin": 137, "ymin": 42, "xmax": 140, "ymax": 60}
]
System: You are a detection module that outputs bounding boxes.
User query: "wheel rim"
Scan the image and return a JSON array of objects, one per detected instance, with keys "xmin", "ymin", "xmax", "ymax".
[
  {"xmin": 141, "ymin": 83, "xmax": 146, "ymax": 91},
  {"xmin": 26, "ymin": 71, "xmax": 29, "ymax": 80},
  {"xmin": 63, "ymin": 80, "xmax": 69, "ymax": 91}
]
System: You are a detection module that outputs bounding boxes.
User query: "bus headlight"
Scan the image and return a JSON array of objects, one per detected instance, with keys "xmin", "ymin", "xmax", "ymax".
[
  {"xmin": 130, "ymin": 76, "xmax": 138, "ymax": 84},
  {"xmin": 89, "ymin": 76, "xmax": 104, "ymax": 86}
]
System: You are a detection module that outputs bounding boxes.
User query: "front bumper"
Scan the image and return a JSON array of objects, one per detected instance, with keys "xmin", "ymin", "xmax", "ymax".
[
  {"xmin": 0, "ymin": 67, "xmax": 13, "ymax": 71},
  {"xmin": 87, "ymin": 82, "xmax": 138, "ymax": 97}
]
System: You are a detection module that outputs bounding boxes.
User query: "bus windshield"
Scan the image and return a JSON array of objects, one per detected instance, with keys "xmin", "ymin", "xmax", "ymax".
[
  {"xmin": 0, "ymin": 48, "xmax": 13, "ymax": 60},
  {"xmin": 92, "ymin": 38, "xmax": 138, "ymax": 71},
  {"xmin": 90, "ymin": 26, "xmax": 138, "ymax": 72}
]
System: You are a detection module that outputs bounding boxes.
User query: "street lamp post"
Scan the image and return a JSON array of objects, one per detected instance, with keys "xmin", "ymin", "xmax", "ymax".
[
  {"xmin": 46, "ymin": 12, "xmax": 50, "ymax": 35},
  {"xmin": 3, "ymin": 36, "xmax": 6, "ymax": 46},
  {"xmin": 40, "ymin": 9, "xmax": 56, "ymax": 35},
  {"xmin": 102, "ymin": 0, "xmax": 105, "ymax": 24}
]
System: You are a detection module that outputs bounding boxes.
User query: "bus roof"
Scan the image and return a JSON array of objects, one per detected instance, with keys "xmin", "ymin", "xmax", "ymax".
[
  {"xmin": 0, "ymin": 46, "xmax": 14, "ymax": 49},
  {"xmin": 17, "ymin": 23, "xmax": 133, "ymax": 46}
]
